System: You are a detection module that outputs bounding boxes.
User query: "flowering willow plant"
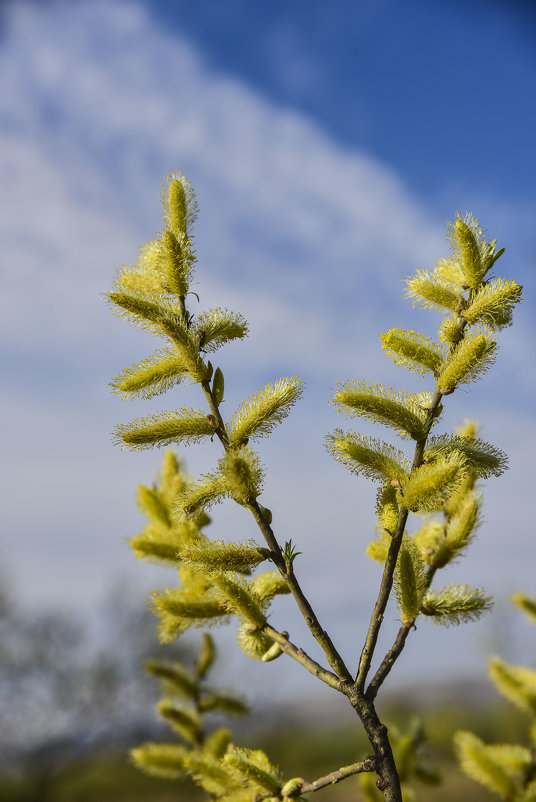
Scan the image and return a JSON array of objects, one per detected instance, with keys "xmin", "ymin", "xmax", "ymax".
[
  {"xmin": 108, "ymin": 173, "xmax": 522, "ymax": 801},
  {"xmin": 455, "ymin": 593, "xmax": 536, "ymax": 801}
]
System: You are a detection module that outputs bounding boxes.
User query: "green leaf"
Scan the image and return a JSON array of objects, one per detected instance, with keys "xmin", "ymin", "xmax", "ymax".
[
  {"xmin": 213, "ymin": 367, "xmax": 225, "ymax": 405},
  {"xmin": 282, "ymin": 539, "xmax": 302, "ymax": 565},
  {"xmin": 261, "ymin": 641, "xmax": 284, "ymax": 662}
]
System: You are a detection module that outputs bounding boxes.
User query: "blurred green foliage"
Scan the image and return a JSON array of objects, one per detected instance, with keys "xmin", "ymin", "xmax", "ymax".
[{"xmin": 1, "ymin": 699, "xmax": 525, "ymax": 801}]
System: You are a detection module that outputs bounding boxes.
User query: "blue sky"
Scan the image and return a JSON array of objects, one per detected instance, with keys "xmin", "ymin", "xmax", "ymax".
[
  {"xmin": 1, "ymin": 0, "xmax": 535, "ymax": 700},
  {"xmin": 152, "ymin": 0, "xmax": 536, "ymax": 202}
]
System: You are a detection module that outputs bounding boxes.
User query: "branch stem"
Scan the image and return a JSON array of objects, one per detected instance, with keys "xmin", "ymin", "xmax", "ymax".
[
  {"xmin": 198, "ymin": 374, "xmax": 351, "ymax": 684},
  {"xmin": 300, "ymin": 757, "xmax": 375, "ymax": 793},
  {"xmin": 200, "ymin": 379, "xmax": 229, "ymax": 447},
  {"xmin": 248, "ymin": 499, "xmax": 352, "ymax": 683},
  {"xmin": 367, "ymin": 566, "xmax": 438, "ymax": 700},
  {"xmin": 348, "ymin": 694, "xmax": 403, "ymax": 802},
  {"xmin": 355, "ymin": 390, "xmax": 443, "ymax": 693},
  {"xmin": 263, "ymin": 624, "xmax": 341, "ymax": 691},
  {"xmin": 365, "ymin": 622, "xmax": 414, "ymax": 702}
]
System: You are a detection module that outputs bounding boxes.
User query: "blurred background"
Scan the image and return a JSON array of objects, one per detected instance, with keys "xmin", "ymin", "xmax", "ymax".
[{"xmin": 1, "ymin": 0, "xmax": 535, "ymax": 798}]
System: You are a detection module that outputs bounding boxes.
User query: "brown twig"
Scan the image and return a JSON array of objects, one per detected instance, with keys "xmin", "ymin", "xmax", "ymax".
[
  {"xmin": 199, "ymin": 373, "xmax": 352, "ymax": 684},
  {"xmin": 300, "ymin": 757, "xmax": 375, "ymax": 793},
  {"xmin": 355, "ymin": 389, "xmax": 444, "ymax": 693},
  {"xmin": 248, "ymin": 499, "xmax": 352, "ymax": 682},
  {"xmin": 263, "ymin": 624, "xmax": 341, "ymax": 691},
  {"xmin": 366, "ymin": 621, "xmax": 414, "ymax": 702}
]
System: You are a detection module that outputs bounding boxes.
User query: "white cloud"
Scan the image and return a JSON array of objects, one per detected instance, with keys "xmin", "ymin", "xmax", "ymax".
[{"xmin": 1, "ymin": 0, "xmax": 534, "ymax": 694}]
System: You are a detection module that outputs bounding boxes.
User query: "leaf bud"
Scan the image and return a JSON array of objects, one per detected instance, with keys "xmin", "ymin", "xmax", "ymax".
[
  {"xmin": 212, "ymin": 367, "xmax": 225, "ymax": 406},
  {"xmin": 281, "ymin": 778, "xmax": 304, "ymax": 797},
  {"xmin": 261, "ymin": 641, "xmax": 284, "ymax": 662},
  {"xmin": 259, "ymin": 505, "xmax": 273, "ymax": 524}
]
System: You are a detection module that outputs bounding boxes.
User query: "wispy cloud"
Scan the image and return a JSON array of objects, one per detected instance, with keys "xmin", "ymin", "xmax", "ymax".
[{"xmin": 1, "ymin": 0, "xmax": 533, "ymax": 690}]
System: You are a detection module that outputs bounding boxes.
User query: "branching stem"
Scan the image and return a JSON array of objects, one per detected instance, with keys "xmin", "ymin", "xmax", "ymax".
[
  {"xmin": 367, "ymin": 566, "xmax": 438, "ymax": 700},
  {"xmin": 200, "ymin": 379, "xmax": 229, "ymax": 447},
  {"xmin": 199, "ymin": 365, "xmax": 352, "ymax": 684},
  {"xmin": 254, "ymin": 759, "xmax": 375, "ymax": 800},
  {"xmin": 263, "ymin": 624, "xmax": 341, "ymax": 691},
  {"xmin": 299, "ymin": 757, "xmax": 375, "ymax": 793},
  {"xmin": 355, "ymin": 390, "xmax": 443, "ymax": 693},
  {"xmin": 365, "ymin": 621, "xmax": 414, "ymax": 702},
  {"xmin": 248, "ymin": 499, "xmax": 352, "ymax": 683}
]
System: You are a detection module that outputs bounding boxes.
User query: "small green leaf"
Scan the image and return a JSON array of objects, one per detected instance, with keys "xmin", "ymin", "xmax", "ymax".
[
  {"xmin": 282, "ymin": 539, "xmax": 302, "ymax": 566},
  {"xmin": 261, "ymin": 640, "xmax": 284, "ymax": 662},
  {"xmin": 213, "ymin": 367, "xmax": 225, "ymax": 406}
]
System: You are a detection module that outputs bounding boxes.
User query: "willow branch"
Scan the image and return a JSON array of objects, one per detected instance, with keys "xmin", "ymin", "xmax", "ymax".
[
  {"xmin": 355, "ymin": 390, "xmax": 443, "ymax": 693},
  {"xmin": 300, "ymin": 757, "xmax": 375, "ymax": 793},
  {"xmin": 366, "ymin": 566, "xmax": 438, "ymax": 701},
  {"xmin": 263, "ymin": 624, "xmax": 341, "ymax": 691},
  {"xmin": 198, "ymin": 375, "xmax": 352, "ymax": 684},
  {"xmin": 248, "ymin": 498, "xmax": 352, "ymax": 683},
  {"xmin": 200, "ymin": 378, "xmax": 229, "ymax": 447},
  {"xmin": 365, "ymin": 621, "xmax": 414, "ymax": 702}
]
